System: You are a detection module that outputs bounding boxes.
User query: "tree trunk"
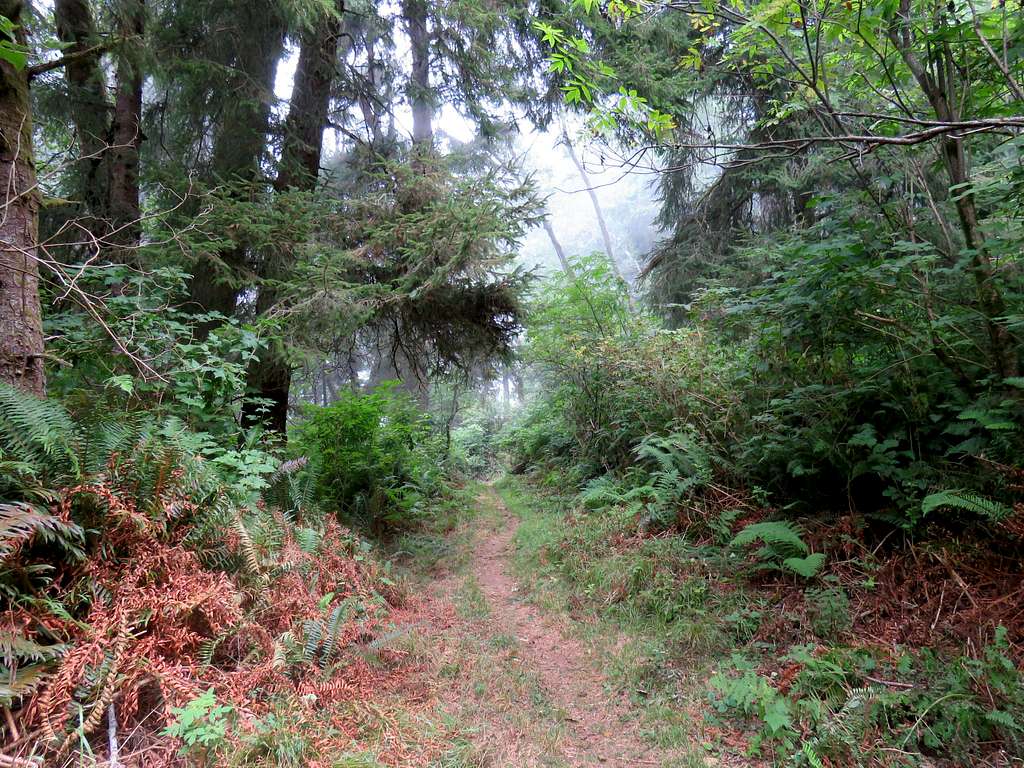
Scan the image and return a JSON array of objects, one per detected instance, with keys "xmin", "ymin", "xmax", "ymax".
[
  {"xmin": 891, "ymin": 17, "xmax": 1018, "ymax": 379},
  {"xmin": 560, "ymin": 121, "xmax": 621, "ymax": 279},
  {"xmin": 108, "ymin": 0, "xmax": 145, "ymax": 254},
  {"xmin": 542, "ymin": 216, "xmax": 574, "ymax": 276},
  {"xmin": 0, "ymin": 0, "xmax": 46, "ymax": 396},
  {"xmin": 242, "ymin": 2, "xmax": 342, "ymax": 432},
  {"xmin": 55, "ymin": 0, "xmax": 110, "ymax": 229},
  {"xmin": 358, "ymin": 24, "xmax": 386, "ymax": 152},
  {"xmin": 403, "ymin": 0, "xmax": 432, "ymax": 149},
  {"xmin": 187, "ymin": 0, "xmax": 285, "ymax": 331}
]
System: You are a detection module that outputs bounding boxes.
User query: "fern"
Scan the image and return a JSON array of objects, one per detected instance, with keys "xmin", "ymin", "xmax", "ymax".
[
  {"xmin": 0, "ymin": 384, "xmax": 80, "ymax": 480},
  {"xmin": 302, "ymin": 619, "xmax": 323, "ymax": 663},
  {"xmin": 302, "ymin": 600, "xmax": 354, "ymax": 667},
  {"xmin": 233, "ymin": 510, "xmax": 264, "ymax": 580},
  {"xmin": 0, "ymin": 501, "xmax": 84, "ymax": 561},
  {"xmin": 0, "ymin": 630, "xmax": 66, "ymax": 707},
  {"xmin": 631, "ymin": 431, "xmax": 713, "ymax": 527},
  {"xmin": 921, "ymin": 490, "xmax": 1012, "ymax": 522},
  {"xmin": 634, "ymin": 431, "xmax": 711, "ymax": 485},
  {"xmin": 294, "ymin": 526, "xmax": 322, "ymax": 554},
  {"xmin": 0, "ymin": 661, "xmax": 51, "ymax": 706},
  {"xmin": 801, "ymin": 742, "xmax": 826, "ymax": 768},
  {"xmin": 79, "ymin": 412, "xmax": 146, "ymax": 476},
  {"xmin": 731, "ymin": 520, "xmax": 808, "ymax": 557},
  {"xmin": 578, "ymin": 475, "xmax": 627, "ymax": 509},
  {"xmin": 782, "ymin": 552, "xmax": 826, "ymax": 578}
]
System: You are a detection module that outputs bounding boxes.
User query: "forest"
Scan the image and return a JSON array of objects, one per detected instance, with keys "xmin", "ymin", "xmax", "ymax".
[{"xmin": 1, "ymin": 0, "xmax": 1023, "ymax": 765}]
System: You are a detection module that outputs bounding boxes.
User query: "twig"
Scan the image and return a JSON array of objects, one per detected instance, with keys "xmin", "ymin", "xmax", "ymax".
[
  {"xmin": 27, "ymin": 41, "xmax": 119, "ymax": 79},
  {"xmin": 865, "ymin": 675, "xmax": 915, "ymax": 689},
  {"xmin": 1, "ymin": 707, "xmax": 18, "ymax": 742},
  {"xmin": 107, "ymin": 703, "xmax": 120, "ymax": 768},
  {"xmin": 0, "ymin": 755, "xmax": 42, "ymax": 767}
]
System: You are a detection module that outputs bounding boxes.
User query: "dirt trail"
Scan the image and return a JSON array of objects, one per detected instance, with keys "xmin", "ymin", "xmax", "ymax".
[{"xmin": 449, "ymin": 486, "xmax": 668, "ymax": 767}]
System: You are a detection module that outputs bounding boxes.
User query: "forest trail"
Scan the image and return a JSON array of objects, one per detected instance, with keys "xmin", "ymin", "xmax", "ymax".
[{"xmin": 412, "ymin": 484, "xmax": 672, "ymax": 767}]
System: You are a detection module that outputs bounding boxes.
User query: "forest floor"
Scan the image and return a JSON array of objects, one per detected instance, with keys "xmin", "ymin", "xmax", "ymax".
[{"xmin": 381, "ymin": 482, "xmax": 722, "ymax": 767}]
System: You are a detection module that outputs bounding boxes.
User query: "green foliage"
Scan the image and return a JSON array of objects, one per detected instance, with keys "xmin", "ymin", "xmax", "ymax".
[
  {"xmin": 804, "ymin": 586, "xmax": 851, "ymax": 641},
  {"xmin": 729, "ymin": 521, "xmax": 825, "ymax": 578},
  {"xmin": 730, "ymin": 521, "xmax": 807, "ymax": 556},
  {"xmin": 292, "ymin": 385, "xmax": 444, "ymax": 528},
  {"xmin": 301, "ymin": 600, "xmax": 353, "ymax": 667},
  {"xmin": 710, "ymin": 654, "xmax": 796, "ymax": 751},
  {"xmin": 0, "ymin": 14, "xmax": 28, "ymax": 68},
  {"xmin": 164, "ymin": 688, "xmax": 234, "ymax": 755},
  {"xmin": 0, "ymin": 383, "xmax": 80, "ymax": 482},
  {"xmin": 0, "ymin": 632, "xmax": 66, "ymax": 707},
  {"xmin": 921, "ymin": 490, "xmax": 1012, "ymax": 523},
  {"xmin": 706, "ymin": 630, "xmax": 1024, "ymax": 763}
]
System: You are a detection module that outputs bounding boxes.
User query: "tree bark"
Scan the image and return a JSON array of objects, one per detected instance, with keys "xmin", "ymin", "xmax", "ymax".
[
  {"xmin": 358, "ymin": 23, "xmax": 386, "ymax": 152},
  {"xmin": 403, "ymin": 0, "xmax": 432, "ymax": 149},
  {"xmin": 187, "ymin": 0, "xmax": 285, "ymax": 332},
  {"xmin": 55, "ymin": 0, "xmax": 110, "ymax": 227},
  {"xmin": 242, "ymin": 2, "xmax": 342, "ymax": 432},
  {"xmin": 559, "ymin": 120, "xmax": 630, "ymax": 298},
  {"xmin": 108, "ymin": 0, "xmax": 145, "ymax": 252},
  {"xmin": 0, "ymin": 0, "xmax": 46, "ymax": 396}
]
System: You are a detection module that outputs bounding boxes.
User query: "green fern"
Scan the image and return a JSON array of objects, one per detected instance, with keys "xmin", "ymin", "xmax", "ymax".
[
  {"xmin": 631, "ymin": 431, "xmax": 712, "ymax": 527},
  {"xmin": 233, "ymin": 510, "xmax": 264, "ymax": 580},
  {"xmin": 782, "ymin": 552, "xmax": 826, "ymax": 578},
  {"xmin": 0, "ymin": 661, "xmax": 51, "ymax": 707},
  {"xmin": 921, "ymin": 490, "xmax": 1012, "ymax": 522},
  {"xmin": 801, "ymin": 742, "xmax": 826, "ymax": 768},
  {"xmin": 578, "ymin": 475, "xmax": 628, "ymax": 509},
  {"xmin": 0, "ymin": 383, "xmax": 80, "ymax": 480},
  {"xmin": 301, "ymin": 600, "xmax": 355, "ymax": 667},
  {"xmin": 731, "ymin": 520, "xmax": 808, "ymax": 557},
  {"xmin": 294, "ymin": 526, "xmax": 322, "ymax": 554},
  {"xmin": 634, "ymin": 431, "xmax": 711, "ymax": 485},
  {"xmin": 0, "ymin": 631, "xmax": 66, "ymax": 707}
]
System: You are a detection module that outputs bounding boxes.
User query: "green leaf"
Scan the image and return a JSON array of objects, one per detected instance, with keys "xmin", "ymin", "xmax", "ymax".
[
  {"xmin": 782, "ymin": 552, "xmax": 826, "ymax": 578},
  {"xmin": 921, "ymin": 490, "xmax": 1012, "ymax": 522},
  {"xmin": 762, "ymin": 696, "xmax": 792, "ymax": 734}
]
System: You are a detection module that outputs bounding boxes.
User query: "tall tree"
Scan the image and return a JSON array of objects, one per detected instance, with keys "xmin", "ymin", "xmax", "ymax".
[
  {"xmin": 0, "ymin": 2, "xmax": 45, "ymax": 396},
  {"xmin": 542, "ymin": 217, "xmax": 574, "ymax": 276},
  {"xmin": 243, "ymin": 1, "xmax": 344, "ymax": 432},
  {"xmin": 108, "ymin": 0, "xmax": 145, "ymax": 252},
  {"xmin": 559, "ymin": 119, "xmax": 627, "ymax": 289},
  {"xmin": 184, "ymin": 0, "xmax": 286, "ymax": 331},
  {"xmin": 403, "ymin": 0, "xmax": 433, "ymax": 149},
  {"xmin": 54, "ymin": 0, "xmax": 110, "ymax": 231}
]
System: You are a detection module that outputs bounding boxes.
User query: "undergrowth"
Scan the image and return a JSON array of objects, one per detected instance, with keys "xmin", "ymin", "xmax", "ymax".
[
  {"xmin": 497, "ymin": 473, "xmax": 1024, "ymax": 767},
  {"xmin": 0, "ymin": 384, "xmax": 462, "ymax": 766}
]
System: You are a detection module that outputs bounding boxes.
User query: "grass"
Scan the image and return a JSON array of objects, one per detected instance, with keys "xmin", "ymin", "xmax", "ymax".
[
  {"xmin": 493, "ymin": 474, "xmax": 731, "ymax": 757},
  {"xmin": 495, "ymin": 471, "xmax": 1024, "ymax": 767}
]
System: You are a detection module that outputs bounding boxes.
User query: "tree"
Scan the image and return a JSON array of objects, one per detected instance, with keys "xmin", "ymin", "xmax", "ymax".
[
  {"xmin": 560, "ymin": 118, "xmax": 622, "ymax": 283},
  {"xmin": 176, "ymin": 0, "xmax": 287, "ymax": 332},
  {"xmin": 542, "ymin": 216, "xmax": 574, "ymax": 276},
  {"xmin": 243, "ymin": 1, "xmax": 345, "ymax": 432},
  {"xmin": 0, "ymin": 4, "xmax": 45, "ymax": 396},
  {"xmin": 403, "ymin": 0, "xmax": 433, "ymax": 150},
  {"xmin": 53, "ymin": 0, "xmax": 145, "ymax": 256}
]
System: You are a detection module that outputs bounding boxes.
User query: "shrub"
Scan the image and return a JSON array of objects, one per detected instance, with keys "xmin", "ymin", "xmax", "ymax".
[{"xmin": 291, "ymin": 384, "xmax": 443, "ymax": 528}]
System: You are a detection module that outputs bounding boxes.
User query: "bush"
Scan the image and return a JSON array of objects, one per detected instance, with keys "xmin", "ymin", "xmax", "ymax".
[{"xmin": 291, "ymin": 384, "xmax": 444, "ymax": 528}]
